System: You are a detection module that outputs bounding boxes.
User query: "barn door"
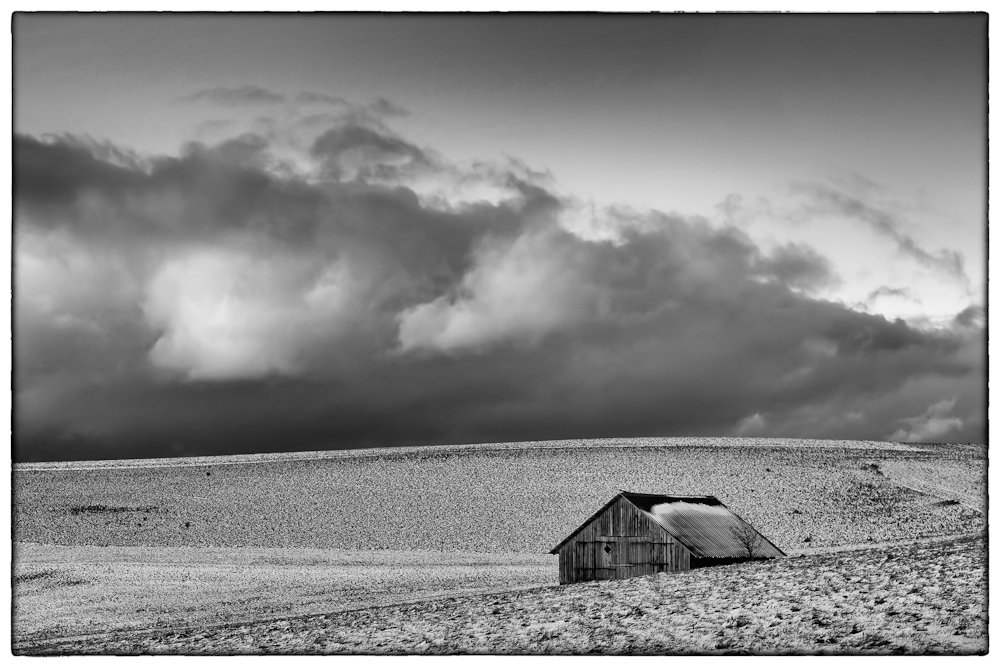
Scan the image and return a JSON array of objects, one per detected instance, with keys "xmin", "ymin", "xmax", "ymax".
[
  {"xmin": 573, "ymin": 540, "xmax": 618, "ymax": 580},
  {"xmin": 600, "ymin": 539, "xmax": 617, "ymax": 570}
]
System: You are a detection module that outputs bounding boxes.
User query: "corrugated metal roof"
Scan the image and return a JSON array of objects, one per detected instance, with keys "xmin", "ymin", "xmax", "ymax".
[
  {"xmin": 550, "ymin": 491, "xmax": 785, "ymax": 558},
  {"xmin": 639, "ymin": 498, "xmax": 786, "ymax": 559},
  {"xmin": 621, "ymin": 492, "xmax": 724, "ymax": 511}
]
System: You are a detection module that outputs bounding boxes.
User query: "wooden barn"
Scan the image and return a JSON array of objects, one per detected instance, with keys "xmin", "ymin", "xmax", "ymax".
[{"xmin": 550, "ymin": 491, "xmax": 785, "ymax": 585}]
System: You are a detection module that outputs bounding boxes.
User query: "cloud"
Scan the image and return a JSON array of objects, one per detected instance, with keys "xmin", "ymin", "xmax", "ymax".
[
  {"xmin": 865, "ymin": 286, "xmax": 914, "ymax": 304},
  {"xmin": 142, "ymin": 246, "xmax": 356, "ymax": 380},
  {"xmin": 888, "ymin": 398, "xmax": 964, "ymax": 443},
  {"xmin": 295, "ymin": 91, "xmax": 349, "ymax": 107},
  {"xmin": 310, "ymin": 125, "xmax": 434, "ymax": 182},
  {"xmin": 952, "ymin": 304, "xmax": 985, "ymax": 329},
  {"xmin": 291, "ymin": 93, "xmax": 404, "ymax": 117},
  {"xmin": 14, "ymin": 134, "xmax": 146, "ymax": 211},
  {"xmin": 735, "ymin": 413, "xmax": 767, "ymax": 436},
  {"xmin": 194, "ymin": 118, "xmax": 237, "ymax": 139},
  {"xmin": 11, "ymin": 97, "xmax": 986, "ymax": 460},
  {"xmin": 756, "ymin": 242, "xmax": 837, "ymax": 292},
  {"xmin": 397, "ymin": 227, "xmax": 603, "ymax": 354},
  {"xmin": 368, "ymin": 96, "xmax": 410, "ymax": 118},
  {"xmin": 183, "ymin": 85, "xmax": 286, "ymax": 106},
  {"xmin": 792, "ymin": 181, "xmax": 968, "ymax": 284}
]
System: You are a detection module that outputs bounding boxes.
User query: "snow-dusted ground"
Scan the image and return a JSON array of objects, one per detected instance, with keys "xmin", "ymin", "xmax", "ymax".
[
  {"xmin": 13, "ymin": 438, "xmax": 983, "ymax": 553},
  {"xmin": 873, "ymin": 458, "xmax": 985, "ymax": 512},
  {"xmin": 13, "ymin": 437, "xmax": 986, "ymax": 655},
  {"xmin": 12, "ymin": 544, "xmax": 556, "ymax": 644},
  {"xmin": 18, "ymin": 534, "xmax": 985, "ymax": 655}
]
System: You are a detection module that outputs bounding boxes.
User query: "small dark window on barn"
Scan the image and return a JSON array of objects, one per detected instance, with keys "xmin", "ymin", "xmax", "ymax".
[{"xmin": 604, "ymin": 544, "xmax": 613, "ymax": 554}]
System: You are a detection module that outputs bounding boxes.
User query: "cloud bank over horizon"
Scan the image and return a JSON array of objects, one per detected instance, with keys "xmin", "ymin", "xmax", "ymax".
[{"xmin": 13, "ymin": 93, "xmax": 985, "ymax": 461}]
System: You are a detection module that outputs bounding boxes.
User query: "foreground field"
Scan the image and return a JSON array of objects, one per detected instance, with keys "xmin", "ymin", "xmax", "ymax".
[
  {"xmin": 18, "ymin": 535, "xmax": 986, "ymax": 655},
  {"xmin": 12, "ymin": 544, "xmax": 555, "ymax": 645}
]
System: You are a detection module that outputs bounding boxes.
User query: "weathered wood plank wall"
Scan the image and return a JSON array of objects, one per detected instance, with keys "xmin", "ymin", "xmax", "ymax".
[{"xmin": 557, "ymin": 496, "xmax": 693, "ymax": 584}]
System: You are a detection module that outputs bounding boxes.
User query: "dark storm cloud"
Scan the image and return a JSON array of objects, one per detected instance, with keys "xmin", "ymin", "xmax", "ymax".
[
  {"xmin": 14, "ymin": 134, "xmax": 146, "ymax": 209},
  {"xmin": 15, "ymin": 133, "xmax": 329, "ymax": 247},
  {"xmin": 755, "ymin": 242, "xmax": 836, "ymax": 292},
  {"xmin": 793, "ymin": 182, "xmax": 968, "ymax": 284},
  {"xmin": 13, "ymin": 110, "xmax": 985, "ymax": 461},
  {"xmin": 953, "ymin": 304, "xmax": 985, "ymax": 328},
  {"xmin": 183, "ymin": 85, "xmax": 286, "ymax": 105}
]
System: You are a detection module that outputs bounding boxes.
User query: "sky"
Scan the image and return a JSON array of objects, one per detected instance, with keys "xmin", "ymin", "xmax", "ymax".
[{"xmin": 12, "ymin": 13, "xmax": 987, "ymax": 461}]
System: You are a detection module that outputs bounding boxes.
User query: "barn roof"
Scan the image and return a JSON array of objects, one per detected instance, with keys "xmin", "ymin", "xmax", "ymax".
[{"xmin": 549, "ymin": 491, "xmax": 786, "ymax": 559}]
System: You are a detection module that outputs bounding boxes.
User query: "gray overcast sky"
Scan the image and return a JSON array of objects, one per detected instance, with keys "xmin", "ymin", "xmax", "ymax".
[{"xmin": 13, "ymin": 14, "xmax": 986, "ymax": 460}]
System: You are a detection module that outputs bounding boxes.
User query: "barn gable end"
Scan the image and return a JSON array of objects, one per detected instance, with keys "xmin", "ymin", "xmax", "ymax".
[{"xmin": 552, "ymin": 495, "xmax": 692, "ymax": 585}]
